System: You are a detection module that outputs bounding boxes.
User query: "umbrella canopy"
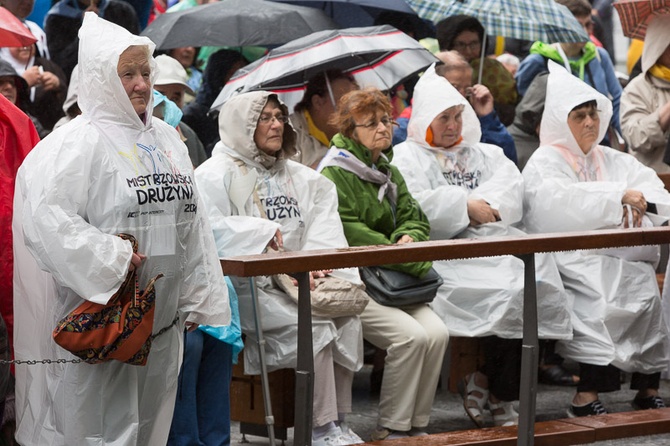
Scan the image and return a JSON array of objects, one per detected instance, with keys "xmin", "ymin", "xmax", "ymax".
[
  {"xmin": 211, "ymin": 25, "xmax": 439, "ymax": 111},
  {"xmin": 140, "ymin": 0, "xmax": 338, "ymax": 50},
  {"xmin": 270, "ymin": 0, "xmax": 434, "ymax": 38},
  {"xmin": 613, "ymin": 0, "xmax": 670, "ymax": 40},
  {"xmin": 0, "ymin": 6, "xmax": 37, "ymax": 48},
  {"xmin": 405, "ymin": 0, "xmax": 589, "ymax": 44}
]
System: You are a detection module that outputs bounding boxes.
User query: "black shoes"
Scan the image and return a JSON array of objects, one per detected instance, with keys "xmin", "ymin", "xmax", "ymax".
[
  {"xmin": 632, "ymin": 395, "xmax": 666, "ymax": 410},
  {"xmin": 567, "ymin": 399, "xmax": 608, "ymax": 418},
  {"xmin": 539, "ymin": 365, "xmax": 579, "ymax": 386},
  {"xmin": 567, "ymin": 394, "xmax": 666, "ymax": 417}
]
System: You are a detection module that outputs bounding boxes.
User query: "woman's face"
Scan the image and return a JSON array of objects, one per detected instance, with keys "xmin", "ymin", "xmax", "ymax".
[
  {"xmin": 9, "ymin": 45, "xmax": 34, "ymax": 65},
  {"xmin": 117, "ymin": 46, "xmax": 152, "ymax": 116},
  {"xmin": 0, "ymin": 77, "xmax": 18, "ymax": 104},
  {"xmin": 429, "ymin": 105, "xmax": 464, "ymax": 148},
  {"xmin": 352, "ymin": 109, "xmax": 393, "ymax": 154},
  {"xmin": 452, "ymin": 30, "xmax": 481, "ymax": 62},
  {"xmin": 658, "ymin": 44, "xmax": 670, "ymax": 68},
  {"xmin": 169, "ymin": 47, "xmax": 196, "ymax": 69},
  {"xmin": 567, "ymin": 104, "xmax": 600, "ymax": 154},
  {"xmin": 253, "ymin": 100, "xmax": 286, "ymax": 156},
  {"xmin": 3, "ymin": 0, "xmax": 35, "ymax": 19}
]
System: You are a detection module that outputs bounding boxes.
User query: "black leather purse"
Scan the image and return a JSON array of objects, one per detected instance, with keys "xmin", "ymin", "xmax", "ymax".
[{"xmin": 359, "ymin": 266, "xmax": 443, "ymax": 308}]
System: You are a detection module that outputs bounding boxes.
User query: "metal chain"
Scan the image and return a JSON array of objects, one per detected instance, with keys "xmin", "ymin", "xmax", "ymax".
[
  {"xmin": 0, "ymin": 316, "xmax": 180, "ymax": 366},
  {"xmin": 0, "ymin": 358, "xmax": 82, "ymax": 365}
]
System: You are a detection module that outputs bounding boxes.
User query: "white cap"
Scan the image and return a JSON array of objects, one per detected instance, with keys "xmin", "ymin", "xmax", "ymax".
[{"xmin": 154, "ymin": 54, "xmax": 195, "ymax": 95}]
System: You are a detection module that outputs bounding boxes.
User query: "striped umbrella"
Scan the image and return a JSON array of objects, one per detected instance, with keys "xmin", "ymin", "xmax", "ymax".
[
  {"xmin": 613, "ymin": 0, "xmax": 670, "ymax": 40},
  {"xmin": 405, "ymin": 0, "xmax": 589, "ymax": 44},
  {"xmin": 211, "ymin": 25, "xmax": 439, "ymax": 112}
]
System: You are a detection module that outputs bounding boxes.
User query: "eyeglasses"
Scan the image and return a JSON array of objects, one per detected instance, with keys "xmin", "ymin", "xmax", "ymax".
[
  {"xmin": 452, "ymin": 41, "xmax": 481, "ymax": 52},
  {"xmin": 258, "ymin": 114, "xmax": 289, "ymax": 125},
  {"xmin": 354, "ymin": 116, "xmax": 395, "ymax": 130},
  {"xmin": 569, "ymin": 109, "xmax": 600, "ymax": 123}
]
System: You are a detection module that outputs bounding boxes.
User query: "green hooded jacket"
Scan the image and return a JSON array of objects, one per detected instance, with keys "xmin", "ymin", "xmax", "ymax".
[
  {"xmin": 321, "ymin": 133, "xmax": 433, "ymax": 277},
  {"xmin": 529, "ymin": 41, "xmax": 597, "ymax": 81}
]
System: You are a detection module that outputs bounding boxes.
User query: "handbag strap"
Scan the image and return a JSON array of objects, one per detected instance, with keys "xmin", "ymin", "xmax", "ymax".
[{"xmin": 115, "ymin": 233, "xmax": 141, "ymax": 306}]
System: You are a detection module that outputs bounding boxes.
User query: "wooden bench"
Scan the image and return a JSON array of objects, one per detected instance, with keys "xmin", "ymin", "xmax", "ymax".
[{"xmin": 221, "ymin": 227, "xmax": 670, "ymax": 446}]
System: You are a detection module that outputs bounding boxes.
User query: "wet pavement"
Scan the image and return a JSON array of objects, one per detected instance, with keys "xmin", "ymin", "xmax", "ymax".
[{"xmin": 231, "ymin": 362, "xmax": 670, "ymax": 446}]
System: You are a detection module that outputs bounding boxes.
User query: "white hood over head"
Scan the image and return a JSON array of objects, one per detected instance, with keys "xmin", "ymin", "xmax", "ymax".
[
  {"xmin": 540, "ymin": 60, "xmax": 612, "ymax": 155},
  {"xmin": 217, "ymin": 90, "xmax": 297, "ymax": 169},
  {"xmin": 77, "ymin": 12, "xmax": 156, "ymax": 129},
  {"xmin": 407, "ymin": 63, "xmax": 481, "ymax": 147}
]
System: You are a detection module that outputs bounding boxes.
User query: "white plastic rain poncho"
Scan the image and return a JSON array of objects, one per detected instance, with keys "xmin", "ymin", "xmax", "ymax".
[
  {"xmin": 392, "ymin": 65, "xmax": 572, "ymax": 340},
  {"xmin": 523, "ymin": 61, "xmax": 670, "ymax": 371},
  {"xmin": 195, "ymin": 91, "xmax": 362, "ymax": 375},
  {"xmin": 12, "ymin": 13, "xmax": 230, "ymax": 446}
]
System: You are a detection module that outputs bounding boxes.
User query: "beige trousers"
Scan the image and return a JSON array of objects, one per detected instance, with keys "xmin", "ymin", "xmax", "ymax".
[
  {"xmin": 313, "ymin": 344, "xmax": 354, "ymax": 427},
  {"xmin": 360, "ymin": 299, "xmax": 450, "ymax": 431}
]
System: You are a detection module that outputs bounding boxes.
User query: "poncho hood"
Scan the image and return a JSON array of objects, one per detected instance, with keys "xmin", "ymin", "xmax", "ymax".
[
  {"xmin": 217, "ymin": 90, "xmax": 297, "ymax": 169},
  {"xmin": 642, "ymin": 15, "xmax": 670, "ymax": 74},
  {"xmin": 77, "ymin": 12, "xmax": 156, "ymax": 130},
  {"xmin": 0, "ymin": 59, "xmax": 29, "ymax": 106},
  {"xmin": 540, "ymin": 60, "xmax": 611, "ymax": 155},
  {"xmin": 406, "ymin": 64, "xmax": 481, "ymax": 148}
]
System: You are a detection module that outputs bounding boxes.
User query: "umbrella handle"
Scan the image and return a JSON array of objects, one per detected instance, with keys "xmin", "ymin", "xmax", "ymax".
[
  {"xmin": 478, "ymin": 33, "xmax": 486, "ymax": 85},
  {"xmin": 325, "ymin": 72, "xmax": 337, "ymax": 108}
]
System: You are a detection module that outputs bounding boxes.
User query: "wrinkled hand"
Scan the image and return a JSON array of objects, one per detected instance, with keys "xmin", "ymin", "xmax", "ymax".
[
  {"xmin": 622, "ymin": 204, "xmax": 644, "ymax": 228},
  {"xmin": 266, "ymin": 229, "xmax": 283, "ymax": 251},
  {"xmin": 621, "ymin": 189, "xmax": 647, "ymax": 213},
  {"xmin": 467, "ymin": 84, "xmax": 494, "ymax": 117},
  {"xmin": 290, "ymin": 269, "xmax": 334, "ymax": 290},
  {"xmin": 129, "ymin": 252, "xmax": 146, "ymax": 272},
  {"xmin": 40, "ymin": 71, "xmax": 60, "ymax": 91},
  {"xmin": 396, "ymin": 234, "xmax": 414, "ymax": 244},
  {"xmin": 22, "ymin": 66, "xmax": 41, "ymax": 88},
  {"xmin": 467, "ymin": 199, "xmax": 501, "ymax": 226},
  {"xmin": 185, "ymin": 322, "xmax": 199, "ymax": 332}
]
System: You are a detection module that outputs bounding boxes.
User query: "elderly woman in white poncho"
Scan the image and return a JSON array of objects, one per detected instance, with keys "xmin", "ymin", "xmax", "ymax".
[
  {"xmin": 392, "ymin": 64, "xmax": 572, "ymax": 428},
  {"xmin": 194, "ymin": 90, "xmax": 364, "ymax": 444},
  {"xmin": 12, "ymin": 14, "xmax": 230, "ymax": 445},
  {"xmin": 523, "ymin": 61, "xmax": 670, "ymax": 417}
]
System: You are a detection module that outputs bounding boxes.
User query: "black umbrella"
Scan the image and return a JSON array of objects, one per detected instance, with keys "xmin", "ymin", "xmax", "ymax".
[
  {"xmin": 141, "ymin": 0, "xmax": 339, "ymax": 50},
  {"xmin": 270, "ymin": 0, "xmax": 434, "ymax": 38}
]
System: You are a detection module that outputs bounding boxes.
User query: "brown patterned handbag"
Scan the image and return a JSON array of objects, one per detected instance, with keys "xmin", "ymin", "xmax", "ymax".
[{"xmin": 52, "ymin": 234, "xmax": 164, "ymax": 366}]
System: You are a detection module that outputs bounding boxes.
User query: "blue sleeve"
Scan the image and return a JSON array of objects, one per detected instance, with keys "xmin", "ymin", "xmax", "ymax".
[
  {"xmin": 515, "ymin": 54, "xmax": 546, "ymax": 96},
  {"xmin": 392, "ymin": 117, "xmax": 409, "ymax": 146},
  {"xmin": 479, "ymin": 112, "xmax": 518, "ymax": 165},
  {"xmin": 598, "ymin": 48, "xmax": 622, "ymax": 133}
]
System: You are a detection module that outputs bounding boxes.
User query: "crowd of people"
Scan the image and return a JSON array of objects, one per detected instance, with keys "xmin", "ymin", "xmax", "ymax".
[{"xmin": 2, "ymin": 0, "xmax": 670, "ymax": 445}]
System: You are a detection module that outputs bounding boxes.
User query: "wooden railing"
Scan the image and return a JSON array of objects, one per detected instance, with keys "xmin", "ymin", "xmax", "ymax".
[{"xmin": 221, "ymin": 227, "xmax": 670, "ymax": 446}]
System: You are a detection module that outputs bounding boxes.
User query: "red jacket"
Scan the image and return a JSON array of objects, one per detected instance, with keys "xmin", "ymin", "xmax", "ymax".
[{"xmin": 0, "ymin": 94, "xmax": 39, "ymax": 357}]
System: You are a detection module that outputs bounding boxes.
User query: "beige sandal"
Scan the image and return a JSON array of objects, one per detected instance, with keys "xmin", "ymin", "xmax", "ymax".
[{"xmin": 458, "ymin": 373, "xmax": 489, "ymax": 428}]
